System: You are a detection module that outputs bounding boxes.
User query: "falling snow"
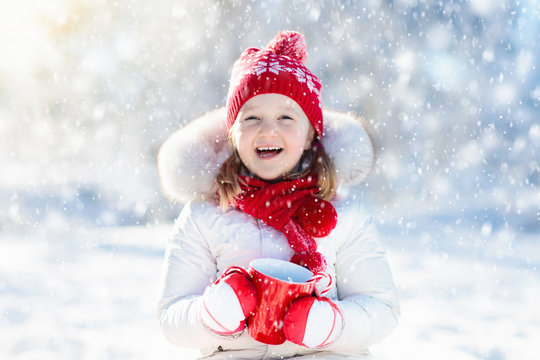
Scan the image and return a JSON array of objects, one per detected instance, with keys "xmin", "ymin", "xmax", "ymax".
[{"xmin": 1, "ymin": 0, "xmax": 539, "ymax": 359}]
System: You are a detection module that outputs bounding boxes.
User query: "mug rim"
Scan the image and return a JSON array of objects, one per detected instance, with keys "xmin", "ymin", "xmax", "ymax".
[{"xmin": 249, "ymin": 258, "xmax": 313, "ymax": 284}]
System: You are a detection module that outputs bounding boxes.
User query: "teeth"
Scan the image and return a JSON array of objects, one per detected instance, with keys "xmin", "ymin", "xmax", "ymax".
[{"xmin": 257, "ymin": 147, "xmax": 281, "ymax": 151}]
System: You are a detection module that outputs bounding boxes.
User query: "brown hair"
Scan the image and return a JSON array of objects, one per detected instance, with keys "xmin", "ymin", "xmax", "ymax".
[{"xmin": 216, "ymin": 141, "xmax": 337, "ymax": 209}]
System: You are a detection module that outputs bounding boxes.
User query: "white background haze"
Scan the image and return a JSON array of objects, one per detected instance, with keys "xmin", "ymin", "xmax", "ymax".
[{"xmin": 1, "ymin": 0, "xmax": 539, "ymax": 359}]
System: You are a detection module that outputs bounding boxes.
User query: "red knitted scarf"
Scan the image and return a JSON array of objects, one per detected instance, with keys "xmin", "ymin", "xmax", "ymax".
[{"xmin": 233, "ymin": 175, "xmax": 337, "ymax": 273}]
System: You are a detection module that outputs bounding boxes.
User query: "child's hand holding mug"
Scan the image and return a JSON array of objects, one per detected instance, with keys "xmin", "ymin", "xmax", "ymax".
[
  {"xmin": 283, "ymin": 295, "xmax": 343, "ymax": 348},
  {"xmin": 246, "ymin": 258, "xmax": 342, "ymax": 347},
  {"xmin": 200, "ymin": 259, "xmax": 343, "ymax": 348},
  {"xmin": 200, "ymin": 266, "xmax": 257, "ymax": 336}
]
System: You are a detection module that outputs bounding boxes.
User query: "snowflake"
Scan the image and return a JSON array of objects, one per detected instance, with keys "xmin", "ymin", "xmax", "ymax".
[
  {"xmin": 316, "ymin": 88, "xmax": 323, "ymax": 109},
  {"xmin": 251, "ymin": 60, "xmax": 291, "ymax": 76},
  {"xmin": 291, "ymin": 67, "xmax": 318, "ymax": 93}
]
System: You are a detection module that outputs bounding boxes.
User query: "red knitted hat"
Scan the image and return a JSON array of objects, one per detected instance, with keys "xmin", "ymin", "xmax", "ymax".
[{"xmin": 226, "ymin": 31, "xmax": 324, "ymax": 137}]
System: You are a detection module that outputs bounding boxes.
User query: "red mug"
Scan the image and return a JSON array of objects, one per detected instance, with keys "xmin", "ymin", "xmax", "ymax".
[{"xmin": 247, "ymin": 258, "xmax": 331, "ymax": 345}]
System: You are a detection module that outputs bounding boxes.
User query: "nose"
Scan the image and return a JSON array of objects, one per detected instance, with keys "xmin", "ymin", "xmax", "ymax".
[{"xmin": 258, "ymin": 118, "xmax": 277, "ymax": 137}]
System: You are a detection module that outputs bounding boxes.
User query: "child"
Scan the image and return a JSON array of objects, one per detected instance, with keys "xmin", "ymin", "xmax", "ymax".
[{"xmin": 157, "ymin": 31, "xmax": 400, "ymax": 359}]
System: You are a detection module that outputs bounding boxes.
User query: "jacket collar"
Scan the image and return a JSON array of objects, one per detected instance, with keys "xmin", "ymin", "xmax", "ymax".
[{"xmin": 157, "ymin": 107, "xmax": 374, "ymax": 204}]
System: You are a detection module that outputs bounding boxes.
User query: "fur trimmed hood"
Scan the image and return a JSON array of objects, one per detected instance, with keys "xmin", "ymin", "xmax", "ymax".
[{"xmin": 157, "ymin": 107, "xmax": 374, "ymax": 204}]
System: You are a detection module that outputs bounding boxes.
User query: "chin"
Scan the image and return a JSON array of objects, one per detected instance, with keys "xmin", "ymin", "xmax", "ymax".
[
  {"xmin": 257, "ymin": 174, "xmax": 281, "ymax": 181},
  {"xmin": 250, "ymin": 164, "xmax": 295, "ymax": 182},
  {"xmin": 252, "ymin": 170, "xmax": 285, "ymax": 181}
]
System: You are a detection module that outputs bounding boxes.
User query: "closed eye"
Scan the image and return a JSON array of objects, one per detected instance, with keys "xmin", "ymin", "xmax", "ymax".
[
  {"xmin": 279, "ymin": 115, "xmax": 293, "ymax": 120},
  {"xmin": 244, "ymin": 116, "xmax": 260, "ymax": 121}
]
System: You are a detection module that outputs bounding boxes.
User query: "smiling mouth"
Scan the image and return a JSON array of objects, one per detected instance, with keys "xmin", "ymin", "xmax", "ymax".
[{"xmin": 256, "ymin": 146, "xmax": 283, "ymax": 158}]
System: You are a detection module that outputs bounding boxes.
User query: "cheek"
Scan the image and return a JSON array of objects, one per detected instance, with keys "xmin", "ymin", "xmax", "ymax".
[
  {"xmin": 232, "ymin": 128, "xmax": 248, "ymax": 148},
  {"xmin": 234, "ymin": 131, "xmax": 254, "ymax": 161},
  {"xmin": 288, "ymin": 127, "xmax": 311, "ymax": 150}
]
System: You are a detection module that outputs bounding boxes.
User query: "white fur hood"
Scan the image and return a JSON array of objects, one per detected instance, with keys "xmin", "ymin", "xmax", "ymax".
[{"xmin": 157, "ymin": 107, "xmax": 374, "ymax": 204}]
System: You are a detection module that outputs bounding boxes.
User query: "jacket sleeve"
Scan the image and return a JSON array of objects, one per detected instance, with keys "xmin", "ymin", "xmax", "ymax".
[
  {"xmin": 325, "ymin": 201, "xmax": 400, "ymax": 353},
  {"xmin": 156, "ymin": 201, "xmax": 226, "ymax": 350}
]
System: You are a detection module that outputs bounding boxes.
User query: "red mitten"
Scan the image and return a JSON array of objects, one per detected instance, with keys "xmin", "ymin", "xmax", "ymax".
[
  {"xmin": 201, "ymin": 266, "xmax": 257, "ymax": 336},
  {"xmin": 283, "ymin": 296, "xmax": 343, "ymax": 348}
]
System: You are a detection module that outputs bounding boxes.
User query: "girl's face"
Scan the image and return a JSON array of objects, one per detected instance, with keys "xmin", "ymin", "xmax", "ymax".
[{"xmin": 231, "ymin": 93, "xmax": 315, "ymax": 181}]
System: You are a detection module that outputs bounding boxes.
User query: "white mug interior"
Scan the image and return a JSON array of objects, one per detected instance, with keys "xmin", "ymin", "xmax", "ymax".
[{"xmin": 250, "ymin": 258, "xmax": 313, "ymax": 283}]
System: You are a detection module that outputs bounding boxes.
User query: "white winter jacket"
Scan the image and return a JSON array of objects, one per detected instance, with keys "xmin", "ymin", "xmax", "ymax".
[{"xmin": 156, "ymin": 108, "xmax": 400, "ymax": 359}]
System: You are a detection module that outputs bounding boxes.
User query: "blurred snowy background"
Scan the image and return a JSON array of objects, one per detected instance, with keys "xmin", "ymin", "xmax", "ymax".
[{"xmin": 1, "ymin": 0, "xmax": 539, "ymax": 359}]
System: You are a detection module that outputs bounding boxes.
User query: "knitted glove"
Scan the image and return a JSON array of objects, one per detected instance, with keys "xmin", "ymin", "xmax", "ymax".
[
  {"xmin": 283, "ymin": 296, "xmax": 343, "ymax": 348},
  {"xmin": 201, "ymin": 266, "xmax": 257, "ymax": 336}
]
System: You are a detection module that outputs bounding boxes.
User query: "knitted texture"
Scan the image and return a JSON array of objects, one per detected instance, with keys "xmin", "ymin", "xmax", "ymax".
[
  {"xmin": 233, "ymin": 176, "xmax": 337, "ymax": 273},
  {"xmin": 201, "ymin": 266, "xmax": 257, "ymax": 335},
  {"xmin": 226, "ymin": 31, "xmax": 324, "ymax": 136},
  {"xmin": 283, "ymin": 296, "xmax": 343, "ymax": 348}
]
